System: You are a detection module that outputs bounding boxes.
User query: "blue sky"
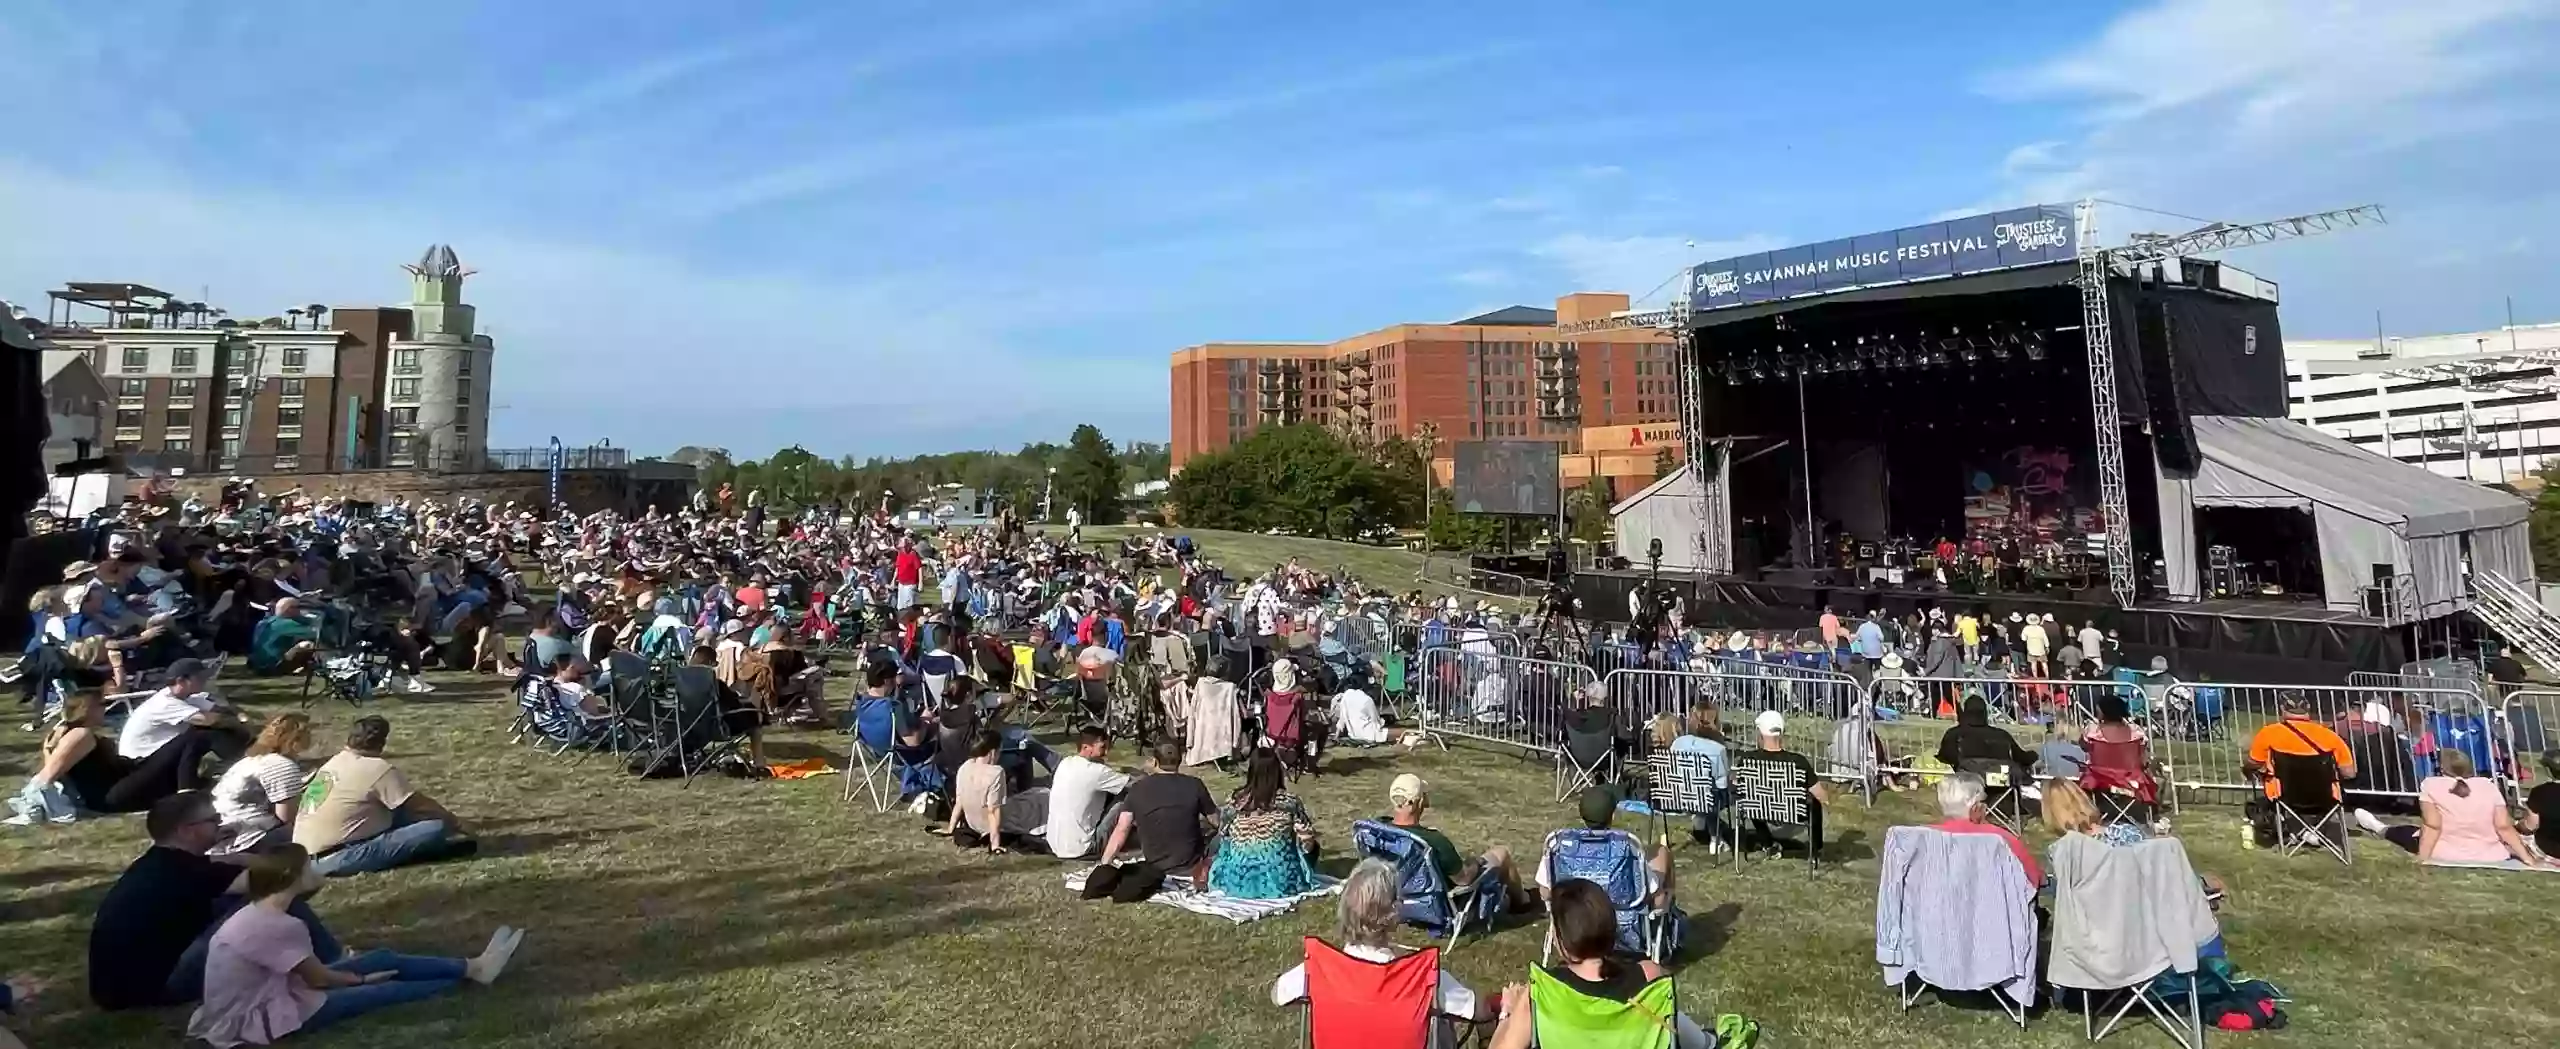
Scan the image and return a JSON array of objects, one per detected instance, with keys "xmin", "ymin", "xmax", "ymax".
[{"xmin": 3, "ymin": 0, "xmax": 2555, "ymax": 457}]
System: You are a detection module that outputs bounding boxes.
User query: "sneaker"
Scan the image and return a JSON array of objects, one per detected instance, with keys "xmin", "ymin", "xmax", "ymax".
[
  {"xmin": 1, "ymin": 814, "xmax": 30, "ymax": 827},
  {"xmin": 403, "ymin": 676, "xmax": 437, "ymax": 694},
  {"xmin": 2352, "ymin": 808, "xmax": 2388, "ymax": 837}
]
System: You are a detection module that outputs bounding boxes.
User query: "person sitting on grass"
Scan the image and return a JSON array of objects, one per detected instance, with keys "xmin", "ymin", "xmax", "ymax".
[
  {"xmin": 291, "ymin": 716, "xmax": 479, "ymax": 877},
  {"xmin": 247, "ymin": 597, "xmax": 321, "ymax": 677},
  {"xmin": 114, "ymin": 657, "xmax": 252, "ymax": 810},
  {"xmin": 1270, "ymin": 857, "xmax": 1495, "ymax": 1038},
  {"xmin": 211, "ymin": 714, "xmax": 315, "ymax": 855},
  {"xmin": 1208, "ymin": 748, "xmax": 1321, "ymax": 899},
  {"xmin": 1384, "ymin": 773, "xmax": 1529, "ymax": 912},
  {"xmin": 2363, "ymin": 749, "xmax": 2560, "ymax": 868},
  {"xmin": 2525, "ymin": 749, "xmax": 2560, "ymax": 862},
  {"xmin": 1096, "ymin": 741, "xmax": 1222, "ymax": 890},
  {"xmin": 8, "ymin": 690, "xmax": 138, "ymax": 824},
  {"xmin": 1486, "ymin": 879, "xmax": 1712, "ymax": 1049},
  {"xmin": 88, "ymin": 792, "xmax": 343, "ymax": 1011},
  {"xmin": 1042, "ymin": 724, "xmax": 1134, "ymax": 862},
  {"xmin": 186, "ymin": 844, "xmax": 522, "ymax": 1047},
  {"xmin": 938, "ymin": 729, "xmax": 1050, "ymax": 855}
]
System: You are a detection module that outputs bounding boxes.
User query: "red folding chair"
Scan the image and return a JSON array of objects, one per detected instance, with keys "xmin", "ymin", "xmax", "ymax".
[{"xmin": 1302, "ymin": 937, "xmax": 1436, "ymax": 1049}]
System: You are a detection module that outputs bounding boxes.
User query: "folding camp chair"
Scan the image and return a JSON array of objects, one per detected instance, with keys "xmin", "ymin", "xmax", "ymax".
[
  {"xmin": 1297, "ymin": 937, "xmax": 1438, "ymax": 1049},
  {"xmin": 1538, "ymin": 828, "xmax": 1677, "ymax": 966},
  {"xmin": 1525, "ymin": 964, "xmax": 1679, "ymax": 1049},
  {"xmin": 1554, "ymin": 718, "xmax": 1618, "ymax": 802},
  {"xmin": 659, "ymin": 664, "xmax": 750, "ymax": 786},
  {"xmin": 2051, "ymin": 839, "xmax": 2210, "ymax": 1049},
  {"xmin": 2080, "ymin": 736, "xmax": 2161, "ymax": 824},
  {"xmin": 1878, "ymin": 826, "xmax": 2033, "ymax": 1026},
  {"xmin": 2269, "ymin": 751, "xmax": 2351, "ymax": 864},
  {"xmin": 1351, "ymin": 819, "xmax": 1501, "ymax": 950},
  {"xmin": 1646, "ymin": 751, "xmax": 1726, "ymax": 850},
  {"xmin": 1728, "ymin": 751, "xmax": 1820, "ymax": 867},
  {"xmin": 844, "ymin": 696, "xmax": 936, "ymax": 813},
  {"xmin": 1957, "ymin": 757, "xmax": 2029, "ymax": 834}
]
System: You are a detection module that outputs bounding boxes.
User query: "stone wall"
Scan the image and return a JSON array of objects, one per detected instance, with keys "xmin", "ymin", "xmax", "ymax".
[{"xmin": 162, "ymin": 467, "xmax": 664, "ymax": 515}]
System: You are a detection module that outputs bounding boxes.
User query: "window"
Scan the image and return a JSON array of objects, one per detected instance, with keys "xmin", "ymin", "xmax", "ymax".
[
  {"xmin": 274, "ymin": 437, "xmax": 300, "ymax": 457},
  {"xmin": 165, "ymin": 408, "xmax": 192, "ymax": 430},
  {"xmin": 218, "ymin": 438, "xmax": 242, "ymax": 467},
  {"xmin": 391, "ymin": 378, "xmax": 420, "ymax": 400},
  {"xmin": 223, "ymin": 406, "xmax": 245, "ymax": 428},
  {"xmin": 115, "ymin": 409, "xmax": 145, "ymax": 429},
  {"xmin": 277, "ymin": 377, "xmax": 305, "ymax": 397},
  {"xmin": 171, "ymin": 378, "xmax": 198, "ymax": 399},
  {"xmin": 389, "ymin": 407, "xmax": 418, "ymax": 427},
  {"xmin": 119, "ymin": 378, "xmax": 148, "ymax": 398},
  {"xmin": 171, "ymin": 347, "xmax": 198, "ymax": 373},
  {"xmin": 457, "ymin": 354, "xmax": 472, "ymax": 377},
  {"xmin": 393, "ymin": 349, "xmax": 421, "ymax": 375},
  {"xmin": 276, "ymin": 408, "xmax": 303, "ymax": 429},
  {"xmin": 163, "ymin": 437, "xmax": 191, "ymax": 453},
  {"xmin": 457, "ymin": 377, "xmax": 472, "ymax": 406},
  {"xmin": 388, "ymin": 434, "xmax": 418, "ymax": 465},
  {"xmin": 121, "ymin": 347, "xmax": 148, "ymax": 373},
  {"xmin": 280, "ymin": 347, "xmax": 307, "ymax": 373}
]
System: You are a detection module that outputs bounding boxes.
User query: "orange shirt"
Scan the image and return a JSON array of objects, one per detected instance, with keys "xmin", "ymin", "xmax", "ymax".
[{"xmin": 2245, "ymin": 715, "xmax": 2353, "ymax": 799}]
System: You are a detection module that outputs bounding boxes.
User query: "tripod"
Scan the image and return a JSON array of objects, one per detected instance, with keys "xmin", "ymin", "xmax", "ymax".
[{"xmin": 1532, "ymin": 583, "xmax": 1589, "ymax": 661}]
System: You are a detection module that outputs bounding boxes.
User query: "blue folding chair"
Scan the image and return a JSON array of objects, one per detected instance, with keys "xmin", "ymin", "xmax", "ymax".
[
  {"xmin": 1539, "ymin": 828, "xmax": 1678, "ymax": 964},
  {"xmin": 1351, "ymin": 819, "xmax": 1502, "ymax": 950}
]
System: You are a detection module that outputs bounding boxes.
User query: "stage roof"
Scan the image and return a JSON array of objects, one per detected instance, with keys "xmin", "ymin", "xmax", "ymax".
[
  {"xmin": 1685, "ymin": 261, "xmax": 2078, "ymax": 330},
  {"xmin": 2189, "ymin": 415, "xmax": 2527, "ymax": 537}
]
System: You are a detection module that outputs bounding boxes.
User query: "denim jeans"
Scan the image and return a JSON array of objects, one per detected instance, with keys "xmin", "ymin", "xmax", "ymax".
[
  {"xmin": 314, "ymin": 813, "xmax": 470, "ymax": 877},
  {"xmin": 301, "ymin": 950, "xmax": 466, "ymax": 1032},
  {"xmin": 167, "ymin": 896, "xmax": 341, "ymax": 1004},
  {"xmin": 435, "ymin": 588, "xmax": 491, "ymax": 635}
]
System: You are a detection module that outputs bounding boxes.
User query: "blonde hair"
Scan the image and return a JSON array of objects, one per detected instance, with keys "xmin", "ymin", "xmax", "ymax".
[
  {"xmin": 1650, "ymin": 713, "xmax": 1681, "ymax": 751},
  {"xmin": 247, "ymin": 713, "xmax": 313, "ymax": 759},
  {"xmin": 2440, "ymin": 749, "xmax": 2478, "ymax": 797},
  {"xmin": 244, "ymin": 845, "xmax": 312, "ymax": 899},
  {"xmin": 2040, "ymin": 780, "xmax": 2102, "ymax": 836},
  {"xmin": 27, "ymin": 586, "xmax": 57, "ymax": 614}
]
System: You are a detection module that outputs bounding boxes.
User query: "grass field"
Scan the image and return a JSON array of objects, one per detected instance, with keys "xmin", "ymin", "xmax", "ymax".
[
  {"xmin": 1082, "ymin": 526, "xmax": 1525, "ymax": 609},
  {"xmin": 7, "ymin": 666, "xmax": 2559, "ymax": 1049}
]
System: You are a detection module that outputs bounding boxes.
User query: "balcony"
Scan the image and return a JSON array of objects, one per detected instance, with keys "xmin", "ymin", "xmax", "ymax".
[
  {"xmin": 1539, "ymin": 396, "xmax": 1580, "ymax": 420},
  {"xmin": 1536, "ymin": 357, "xmax": 1578, "ymax": 379}
]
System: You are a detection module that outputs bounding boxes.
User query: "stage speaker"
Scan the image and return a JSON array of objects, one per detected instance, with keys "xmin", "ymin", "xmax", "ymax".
[
  {"xmin": 1732, "ymin": 534, "xmax": 1763, "ymax": 581},
  {"xmin": 2135, "ymin": 299, "xmax": 2198, "ymax": 472}
]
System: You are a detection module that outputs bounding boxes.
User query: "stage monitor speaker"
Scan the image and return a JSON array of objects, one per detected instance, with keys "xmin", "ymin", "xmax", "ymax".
[{"xmin": 2135, "ymin": 299, "xmax": 2198, "ymax": 472}]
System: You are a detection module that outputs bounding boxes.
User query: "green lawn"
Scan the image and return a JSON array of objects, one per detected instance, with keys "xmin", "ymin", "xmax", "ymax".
[
  {"xmin": 1083, "ymin": 525, "xmax": 1526, "ymax": 609},
  {"xmin": 6, "ymin": 669, "xmax": 2558, "ymax": 1048}
]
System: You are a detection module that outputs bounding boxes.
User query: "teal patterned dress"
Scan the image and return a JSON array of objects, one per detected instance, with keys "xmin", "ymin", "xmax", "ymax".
[{"xmin": 1207, "ymin": 790, "xmax": 1320, "ymax": 899}]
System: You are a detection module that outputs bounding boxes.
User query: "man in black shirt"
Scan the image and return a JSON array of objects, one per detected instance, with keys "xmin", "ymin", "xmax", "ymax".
[
  {"xmin": 1098, "ymin": 741, "xmax": 1219, "ymax": 880},
  {"xmin": 87, "ymin": 792, "xmax": 342, "ymax": 1010}
]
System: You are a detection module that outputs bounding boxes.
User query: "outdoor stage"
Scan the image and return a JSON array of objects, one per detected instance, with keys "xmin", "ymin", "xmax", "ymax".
[
  {"xmin": 1599, "ymin": 201, "xmax": 2528, "ymax": 683},
  {"xmin": 1571, "ymin": 566, "xmax": 2406, "ymax": 685}
]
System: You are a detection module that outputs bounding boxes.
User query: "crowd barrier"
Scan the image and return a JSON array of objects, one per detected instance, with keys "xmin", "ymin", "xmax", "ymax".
[
  {"xmin": 1597, "ymin": 666, "xmax": 1869, "ymax": 796},
  {"xmin": 2492, "ymin": 687, "xmax": 2557, "ymax": 789},
  {"xmin": 1413, "ymin": 648, "xmax": 1593, "ymax": 757}
]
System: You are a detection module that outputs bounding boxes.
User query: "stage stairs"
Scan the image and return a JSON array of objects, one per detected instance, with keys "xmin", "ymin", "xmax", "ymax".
[{"xmin": 2472, "ymin": 570, "xmax": 2560, "ymax": 671}]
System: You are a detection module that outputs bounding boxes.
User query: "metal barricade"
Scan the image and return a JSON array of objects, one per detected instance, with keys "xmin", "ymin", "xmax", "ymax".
[
  {"xmin": 2490, "ymin": 686, "xmax": 2559, "ymax": 788},
  {"xmin": 1862, "ymin": 672, "xmax": 2493, "ymax": 808},
  {"xmin": 1600, "ymin": 667, "xmax": 1866, "ymax": 790},
  {"xmin": 1414, "ymin": 648, "xmax": 1591, "ymax": 757}
]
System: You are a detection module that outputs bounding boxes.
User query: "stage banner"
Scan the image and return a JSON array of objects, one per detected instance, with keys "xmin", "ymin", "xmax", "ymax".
[{"xmin": 1686, "ymin": 203, "xmax": 2076, "ymax": 312}]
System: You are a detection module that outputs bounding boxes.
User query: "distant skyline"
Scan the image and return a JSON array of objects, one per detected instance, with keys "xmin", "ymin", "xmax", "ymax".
[{"xmin": 3, "ymin": 0, "xmax": 2554, "ymax": 457}]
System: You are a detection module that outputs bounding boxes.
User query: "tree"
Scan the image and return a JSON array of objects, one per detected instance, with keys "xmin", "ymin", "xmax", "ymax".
[
  {"xmin": 1653, "ymin": 447, "xmax": 1676, "ymax": 480},
  {"xmin": 1054, "ymin": 424, "xmax": 1124, "ymax": 525},
  {"xmin": 2531, "ymin": 463, "xmax": 2560, "ymax": 580},
  {"xmin": 1167, "ymin": 424, "xmax": 1420, "ymax": 539}
]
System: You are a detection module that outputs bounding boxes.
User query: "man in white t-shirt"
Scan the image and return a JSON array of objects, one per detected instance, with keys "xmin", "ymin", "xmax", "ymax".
[
  {"xmin": 1042, "ymin": 726, "xmax": 1134, "ymax": 860},
  {"xmin": 2019, "ymin": 616, "xmax": 2051, "ymax": 677},
  {"xmin": 2077, "ymin": 621, "xmax": 2106, "ymax": 670},
  {"xmin": 116, "ymin": 659, "xmax": 249, "ymax": 799}
]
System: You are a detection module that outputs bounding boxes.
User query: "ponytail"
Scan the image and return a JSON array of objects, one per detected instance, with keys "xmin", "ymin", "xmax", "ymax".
[{"xmin": 2451, "ymin": 778, "xmax": 2472, "ymax": 799}]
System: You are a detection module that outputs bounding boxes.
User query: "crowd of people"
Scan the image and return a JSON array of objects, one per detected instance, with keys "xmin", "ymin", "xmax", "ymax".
[{"xmin": 10, "ymin": 485, "xmax": 2560, "ymax": 1047}]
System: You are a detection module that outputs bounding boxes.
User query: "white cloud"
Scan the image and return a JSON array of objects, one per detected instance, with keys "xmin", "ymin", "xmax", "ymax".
[
  {"xmin": 1963, "ymin": 0, "xmax": 2560, "ymax": 333},
  {"xmin": 1530, "ymin": 233, "xmax": 1788, "ymax": 305}
]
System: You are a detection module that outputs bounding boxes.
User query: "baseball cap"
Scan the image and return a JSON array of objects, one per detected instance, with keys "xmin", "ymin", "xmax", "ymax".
[
  {"xmin": 1754, "ymin": 709, "xmax": 1786, "ymax": 737},
  {"xmin": 1388, "ymin": 773, "xmax": 1429, "ymax": 807},
  {"xmin": 168, "ymin": 657, "xmax": 210, "ymax": 682}
]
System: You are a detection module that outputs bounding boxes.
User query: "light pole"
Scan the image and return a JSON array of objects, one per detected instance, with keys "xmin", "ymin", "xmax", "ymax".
[{"xmin": 1041, "ymin": 466, "xmax": 1058, "ymax": 524}]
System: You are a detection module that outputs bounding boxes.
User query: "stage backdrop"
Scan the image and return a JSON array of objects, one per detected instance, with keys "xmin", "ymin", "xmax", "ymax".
[
  {"xmin": 1686, "ymin": 204, "xmax": 2077, "ymax": 312},
  {"xmin": 1452, "ymin": 440, "xmax": 1562, "ymax": 517}
]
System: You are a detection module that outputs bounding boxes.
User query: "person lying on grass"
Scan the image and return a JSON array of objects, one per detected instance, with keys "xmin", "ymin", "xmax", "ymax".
[{"xmin": 186, "ymin": 844, "xmax": 523, "ymax": 1048}]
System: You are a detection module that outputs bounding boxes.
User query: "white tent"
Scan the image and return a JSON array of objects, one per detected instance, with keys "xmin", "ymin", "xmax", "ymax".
[{"xmin": 1609, "ymin": 455, "xmax": 1730, "ymax": 573}]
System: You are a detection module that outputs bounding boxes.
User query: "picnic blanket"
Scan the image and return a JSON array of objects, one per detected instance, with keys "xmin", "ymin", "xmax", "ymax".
[
  {"xmin": 1062, "ymin": 866, "xmax": 1342, "ymax": 923},
  {"xmin": 2423, "ymin": 858, "xmax": 2560, "ymax": 873},
  {"xmin": 765, "ymin": 759, "xmax": 839, "ymax": 780}
]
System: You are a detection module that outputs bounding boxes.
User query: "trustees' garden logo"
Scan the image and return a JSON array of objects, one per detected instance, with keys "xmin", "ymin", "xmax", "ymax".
[
  {"xmin": 1994, "ymin": 217, "xmax": 2069, "ymax": 253},
  {"xmin": 1696, "ymin": 270, "xmax": 1739, "ymax": 297}
]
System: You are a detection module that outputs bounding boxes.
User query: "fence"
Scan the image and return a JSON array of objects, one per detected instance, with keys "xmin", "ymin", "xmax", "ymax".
[
  {"xmin": 2492, "ymin": 687, "xmax": 2558, "ymax": 790},
  {"xmin": 1413, "ymin": 648, "xmax": 1594, "ymax": 757},
  {"xmin": 1598, "ymin": 667, "xmax": 1868, "ymax": 789}
]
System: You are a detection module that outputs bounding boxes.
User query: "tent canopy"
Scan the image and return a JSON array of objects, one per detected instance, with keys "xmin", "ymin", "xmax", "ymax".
[{"xmin": 2187, "ymin": 415, "xmax": 2527, "ymax": 537}]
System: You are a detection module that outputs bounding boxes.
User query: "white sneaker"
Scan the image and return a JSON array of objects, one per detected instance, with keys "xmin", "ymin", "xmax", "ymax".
[
  {"xmin": 403, "ymin": 676, "xmax": 436, "ymax": 694},
  {"xmin": 1, "ymin": 814, "xmax": 31, "ymax": 827},
  {"xmin": 466, "ymin": 926, "xmax": 524, "ymax": 985},
  {"xmin": 2352, "ymin": 808, "xmax": 2388, "ymax": 837}
]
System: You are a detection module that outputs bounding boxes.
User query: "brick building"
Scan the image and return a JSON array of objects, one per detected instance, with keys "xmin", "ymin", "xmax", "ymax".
[
  {"xmin": 1169, "ymin": 292, "xmax": 1682, "ymax": 469},
  {"xmin": 33, "ymin": 243, "xmax": 496, "ymax": 474}
]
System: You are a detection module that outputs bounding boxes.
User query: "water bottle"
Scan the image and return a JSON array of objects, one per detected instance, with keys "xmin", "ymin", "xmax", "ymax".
[{"xmin": 2238, "ymin": 819, "xmax": 2257, "ymax": 850}]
